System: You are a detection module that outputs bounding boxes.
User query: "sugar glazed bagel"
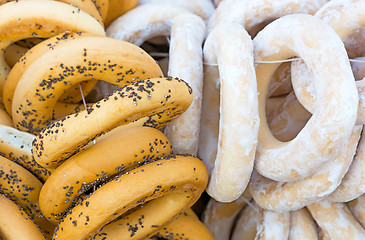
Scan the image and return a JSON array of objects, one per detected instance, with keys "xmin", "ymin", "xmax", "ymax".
[
  {"xmin": 254, "ymin": 14, "xmax": 358, "ymax": 182},
  {"xmin": 292, "ymin": 0, "xmax": 365, "ymax": 125},
  {"xmin": 107, "ymin": 4, "xmax": 206, "ymax": 155},
  {"xmin": 199, "ymin": 22, "xmax": 259, "ymax": 202},
  {"xmin": 0, "ymin": 0, "xmax": 105, "ymax": 101},
  {"xmin": 11, "ymin": 34, "xmax": 163, "ymax": 134},
  {"xmin": 208, "ymin": 0, "xmax": 329, "ymax": 33}
]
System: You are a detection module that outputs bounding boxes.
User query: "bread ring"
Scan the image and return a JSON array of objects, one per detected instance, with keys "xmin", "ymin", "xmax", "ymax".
[
  {"xmin": 39, "ymin": 126, "xmax": 172, "ymax": 223},
  {"xmin": 0, "ymin": 106, "xmax": 13, "ymax": 127},
  {"xmin": 307, "ymin": 200, "xmax": 365, "ymax": 240},
  {"xmin": 0, "ymin": 155, "xmax": 54, "ymax": 237},
  {"xmin": 11, "ymin": 35, "xmax": 163, "ymax": 134},
  {"xmin": 230, "ymin": 203, "xmax": 258, "ymax": 240},
  {"xmin": 199, "ymin": 22, "xmax": 259, "ymax": 202},
  {"xmin": 348, "ymin": 194, "xmax": 365, "ymax": 228},
  {"xmin": 155, "ymin": 208, "xmax": 214, "ymax": 240},
  {"xmin": 52, "ymin": 155, "xmax": 208, "ymax": 240},
  {"xmin": 250, "ymin": 125, "xmax": 362, "ymax": 212},
  {"xmin": 327, "ymin": 128, "xmax": 365, "ymax": 202},
  {"xmin": 32, "ymin": 77, "xmax": 192, "ymax": 169},
  {"xmin": 0, "ymin": 0, "xmax": 103, "ymax": 24},
  {"xmin": 288, "ymin": 208, "xmax": 318, "ymax": 240},
  {"xmin": 91, "ymin": 0, "xmax": 109, "ymax": 22},
  {"xmin": 254, "ymin": 14, "xmax": 358, "ymax": 182},
  {"xmin": 291, "ymin": 0, "xmax": 365, "ymax": 125},
  {"xmin": 4, "ymin": 32, "xmax": 98, "ymax": 117},
  {"xmin": 255, "ymin": 207, "xmax": 290, "ymax": 240},
  {"xmin": 0, "ymin": 125, "xmax": 51, "ymax": 182},
  {"xmin": 0, "ymin": 194, "xmax": 45, "ymax": 240},
  {"xmin": 107, "ymin": 5, "xmax": 206, "ymax": 155},
  {"xmin": 0, "ymin": 0, "xmax": 105, "ymax": 101},
  {"xmin": 202, "ymin": 189, "xmax": 252, "ymax": 240},
  {"xmin": 208, "ymin": 0, "xmax": 329, "ymax": 32},
  {"xmin": 104, "ymin": 0, "xmax": 138, "ymax": 27},
  {"xmin": 138, "ymin": 0, "xmax": 215, "ymax": 21}
]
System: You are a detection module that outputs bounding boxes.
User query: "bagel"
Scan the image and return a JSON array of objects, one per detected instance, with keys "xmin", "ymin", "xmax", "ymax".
[
  {"xmin": 307, "ymin": 200, "xmax": 365, "ymax": 240},
  {"xmin": 0, "ymin": 194, "xmax": 45, "ymax": 240},
  {"xmin": 52, "ymin": 155, "xmax": 208, "ymax": 240},
  {"xmin": 202, "ymin": 189, "xmax": 252, "ymax": 240},
  {"xmin": 230, "ymin": 203, "xmax": 258, "ymax": 240},
  {"xmin": 107, "ymin": 4, "xmax": 206, "ymax": 156},
  {"xmin": 138, "ymin": 0, "xmax": 215, "ymax": 21},
  {"xmin": 255, "ymin": 206, "xmax": 290, "ymax": 240},
  {"xmin": 104, "ymin": 0, "xmax": 138, "ymax": 27},
  {"xmin": 199, "ymin": 22, "xmax": 259, "ymax": 202},
  {"xmin": 208, "ymin": 0, "xmax": 329, "ymax": 32},
  {"xmin": 0, "ymin": 155, "xmax": 54, "ymax": 237},
  {"xmin": 348, "ymin": 195, "xmax": 365, "ymax": 228},
  {"xmin": 11, "ymin": 35, "xmax": 163, "ymax": 134},
  {"xmin": 250, "ymin": 125, "xmax": 362, "ymax": 212},
  {"xmin": 32, "ymin": 77, "xmax": 192, "ymax": 169},
  {"xmin": 0, "ymin": 0, "xmax": 103, "ymax": 24},
  {"xmin": 0, "ymin": 125, "xmax": 51, "ymax": 182},
  {"xmin": 254, "ymin": 14, "xmax": 357, "ymax": 182},
  {"xmin": 288, "ymin": 208, "xmax": 318, "ymax": 240},
  {"xmin": 4, "ymin": 32, "xmax": 99, "ymax": 116},
  {"xmin": 291, "ymin": 0, "xmax": 365, "ymax": 125},
  {"xmin": 39, "ymin": 126, "xmax": 172, "ymax": 223},
  {"xmin": 0, "ymin": 0, "xmax": 105, "ymax": 101},
  {"xmin": 155, "ymin": 208, "xmax": 214, "ymax": 240}
]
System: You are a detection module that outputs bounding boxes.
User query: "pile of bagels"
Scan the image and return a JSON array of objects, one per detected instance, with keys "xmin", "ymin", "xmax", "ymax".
[{"xmin": 1, "ymin": 0, "xmax": 365, "ymax": 239}]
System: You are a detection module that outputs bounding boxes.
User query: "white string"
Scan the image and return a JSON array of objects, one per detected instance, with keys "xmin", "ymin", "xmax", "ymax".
[
  {"xmin": 149, "ymin": 52, "xmax": 170, "ymax": 57},
  {"xmin": 79, "ymin": 83, "xmax": 88, "ymax": 111},
  {"xmin": 203, "ymin": 58, "xmax": 365, "ymax": 66},
  {"xmin": 240, "ymin": 196, "xmax": 258, "ymax": 213}
]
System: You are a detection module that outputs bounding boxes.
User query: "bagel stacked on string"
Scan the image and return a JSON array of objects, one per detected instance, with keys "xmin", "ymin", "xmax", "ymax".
[{"xmin": 201, "ymin": 0, "xmax": 365, "ymax": 239}]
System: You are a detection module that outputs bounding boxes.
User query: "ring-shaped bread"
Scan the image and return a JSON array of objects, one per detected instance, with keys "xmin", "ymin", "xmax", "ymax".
[
  {"xmin": 0, "ymin": 194, "xmax": 45, "ymax": 240},
  {"xmin": 39, "ymin": 126, "xmax": 172, "ymax": 223},
  {"xmin": 199, "ymin": 22, "xmax": 259, "ymax": 202},
  {"xmin": 0, "ymin": 0, "xmax": 105, "ymax": 101},
  {"xmin": 107, "ymin": 4, "xmax": 206, "ymax": 155},
  {"xmin": 32, "ymin": 77, "xmax": 192, "ymax": 169},
  {"xmin": 52, "ymin": 155, "xmax": 208, "ymax": 240},
  {"xmin": 11, "ymin": 35, "xmax": 163, "ymax": 134},
  {"xmin": 292, "ymin": 0, "xmax": 365, "ymax": 125},
  {"xmin": 254, "ymin": 14, "xmax": 358, "ymax": 182}
]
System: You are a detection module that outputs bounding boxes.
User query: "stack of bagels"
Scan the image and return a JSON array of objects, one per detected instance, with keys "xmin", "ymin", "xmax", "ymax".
[{"xmin": 1, "ymin": 0, "xmax": 365, "ymax": 239}]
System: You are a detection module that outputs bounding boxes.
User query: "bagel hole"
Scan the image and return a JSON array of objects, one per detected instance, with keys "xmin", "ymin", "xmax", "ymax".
[{"xmin": 266, "ymin": 60, "xmax": 312, "ymax": 142}]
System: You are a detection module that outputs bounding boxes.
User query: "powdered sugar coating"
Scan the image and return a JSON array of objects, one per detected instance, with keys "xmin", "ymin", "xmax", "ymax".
[
  {"xmin": 292, "ymin": 0, "xmax": 365, "ymax": 124},
  {"xmin": 289, "ymin": 208, "xmax": 318, "ymax": 240},
  {"xmin": 308, "ymin": 200, "xmax": 365, "ymax": 240},
  {"xmin": 250, "ymin": 126, "xmax": 360, "ymax": 211},
  {"xmin": 106, "ymin": 4, "xmax": 206, "ymax": 155},
  {"xmin": 255, "ymin": 207, "xmax": 290, "ymax": 240},
  {"xmin": 254, "ymin": 14, "xmax": 358, "ymax": 182},
  {"xmin": 199, "ymin": 22, "xmax": 259, "ymax": 202},
  {"xmin": 208, "ymin": 0, "xmax": 329, "ymax": 33},
  {"xmin": 138, "ymin": 0, "xmax": 215, "ymax": 21}
]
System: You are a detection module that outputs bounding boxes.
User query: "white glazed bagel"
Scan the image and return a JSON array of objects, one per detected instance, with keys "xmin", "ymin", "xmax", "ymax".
[
  {"xmin": 199, "ymin": 22, "xmax": 259, "ymax": 202},
  {"xmin": 138, "ymin": 0, "xmax": 215, "ymax": 21},
  {"xmin": 307, "ymin": 200, "xmax": 365, "ymax": 240},
  {"xmin": 254, "ymin": 14, "xmax": 358, "ymax": 182},
  {"xmin": 107, "ymin": 4, "xmax": 206, "ymax": 155},
  {"xmin": 292, "ymin": 0, "xmax": 365, "ymax": 125},
  {"xmin": 208, "ymin": 0, "xmax": 329, "ymax": 32}
]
